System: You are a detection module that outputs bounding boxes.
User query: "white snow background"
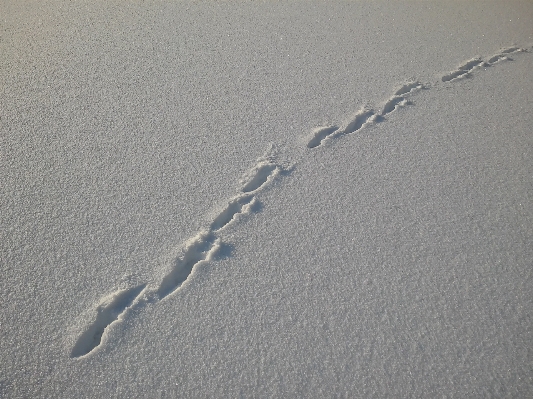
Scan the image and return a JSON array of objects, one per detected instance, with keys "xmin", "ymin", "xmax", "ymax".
[{"xmin": 1, "ymin": 1, "xmax": 532, "ymax": 397}]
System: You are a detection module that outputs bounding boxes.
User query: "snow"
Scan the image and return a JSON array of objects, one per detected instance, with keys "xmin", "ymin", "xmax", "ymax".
[{"xmin": 1, "ymin": 1, "xmax": 532, "ymax": 397}]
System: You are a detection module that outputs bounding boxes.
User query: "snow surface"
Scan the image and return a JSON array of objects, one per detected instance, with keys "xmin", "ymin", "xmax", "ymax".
[{"xmin": 1, "ymin": 1, "xmax": 533, "ymax": 397}]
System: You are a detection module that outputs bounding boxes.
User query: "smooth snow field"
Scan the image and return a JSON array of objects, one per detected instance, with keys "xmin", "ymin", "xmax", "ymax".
[{"xmin": 1, "ymin": 1, "xmax": 533, "ymax": 397}]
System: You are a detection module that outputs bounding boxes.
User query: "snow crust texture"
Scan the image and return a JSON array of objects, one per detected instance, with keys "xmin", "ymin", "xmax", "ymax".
[
  {"xmin": 2, "ymin": 0, "xmax": 533, "ymax": 396},
  {"xmin": 71, "ymin": 44, "xmax": 531, "ymax": 359}
]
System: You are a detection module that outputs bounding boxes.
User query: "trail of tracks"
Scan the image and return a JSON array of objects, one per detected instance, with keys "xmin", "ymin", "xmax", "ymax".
[{"xmin": 71, "ymin": 44, "xmax": 531, "ymax": 358}]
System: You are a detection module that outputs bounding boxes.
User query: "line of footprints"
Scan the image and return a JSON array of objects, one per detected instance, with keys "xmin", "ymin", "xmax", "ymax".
[{"xmin": 71, "ymin": 44, "xmax": 531, "ymax": 358}]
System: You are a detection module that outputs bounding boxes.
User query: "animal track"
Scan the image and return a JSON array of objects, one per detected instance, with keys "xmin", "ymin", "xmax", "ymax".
[
  {"xmin": 72, "ymin": 43, "xmax": 531, "ymax": 358},
  {"xmin": 487, "ymin": 54, "xmax": 508, "ymax": 64},
  {"xmin": 307, "ymin": 109, "xmax": 377, "ymax": 148},
  {"xmin": 341, "ymin": 108, "xmax": 376, "ymax": 135},
  {"xmin": 307, "ymin": 45, "xmax": 530, "ymax": 149},
  {"xmin": 306, "ymin": 82, "xmax": 422, "ymax": 148},
  {"xmin": 394, "ymin": 81, "xmax": 422, "ymax": 96},
  {"xmin": 210, "ymin": 195, "xmax": 256, "ymax": 232},
  {"xmin": 381, "ymin": 82, "xmax": 423, "ymax": 115},
  {"xmin": 307, "ymin": 126, "xmax": 339, "ymax": 149},
  {"xmin": 442, "ymin": 46, "xmax": 526, "ymax": 82},
  {"xmin": 441, "ymin": 58, "xmax": 485, "ymax": 82},
  {"xmin": 156, "ymin": 232, "xmax": 219, "ymax": 299},
  {"xmin": 487, "ymin": 47, "xmax": 523, "ymax": 64},
  {"xmin": 154, "ymin": 151, "xmax": 283, "ymax": 301},
  {"xmin": 241, "ymin": 162, "xmax": 279, "ymax": 193},
  {"xmin": 382, "ymin": 96, "xmax": 409, "ymax": 115},
  {"xmin": 501, "ymin": 46, "xmax": 521, "ymax": 54},
  {"xmin": 71, "ymin": 284, "xmax": 146, "ymax": 358},
  {"xmin": 71, "ymin": 148, "xmax": 287, "ymax": 357}
]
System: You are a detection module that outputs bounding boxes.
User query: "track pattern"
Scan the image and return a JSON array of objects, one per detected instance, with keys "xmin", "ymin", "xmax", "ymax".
[
  {"xmin": 71, "ymin": 44, "xmax": 531, "ymax": 358},
  {"xmin": 71, "ymin": 148, "xmax": 284, "ymax": 357},
  {"xmin": 71, "ymin": 285, "xmax": 146, "ymax": 358},
  {"xmin": 306, "ymin": 81, "xmax": 424, "ymax": 148},
  {"xmin": 307, "ymin": 46, "xmax": 530, "ymax": 149}
]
